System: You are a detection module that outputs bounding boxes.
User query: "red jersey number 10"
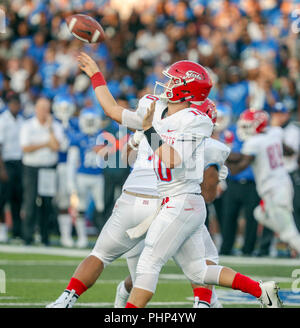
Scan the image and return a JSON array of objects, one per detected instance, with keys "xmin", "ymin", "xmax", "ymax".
[{"xmin": 149, "ymin": 154, "xmax": 172, "ymax": 182}]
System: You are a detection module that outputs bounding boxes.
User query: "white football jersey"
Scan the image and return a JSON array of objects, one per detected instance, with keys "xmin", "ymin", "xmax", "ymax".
[
  {"xmin": 123, "ymin": 94, "xmax": 217, "ymax": 198},
  {"xmin": 122, "ymin": 137, "xmax": 157, "ymax": 196},
  {"xmin": 241, "ymin": 126, "xmax": 291, "ymax": 197},
  {"xmin": 123, "ymin": 136, "xmax": 230, "ymax": 197},
  {"xmin": 204, "ymin": 138, "xmax": 231, "ymax": 170},
  {"xmin": 151, "ymin": 95, "xmax": 213, "ymax": 197},
  {"xmin": 282, "ymin": 122, "xmax": 300, "ymax": 173}
]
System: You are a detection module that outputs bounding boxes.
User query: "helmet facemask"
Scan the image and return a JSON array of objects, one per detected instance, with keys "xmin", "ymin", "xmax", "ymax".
[
  {"xmin": 215, "ymin": 114, "xmax": 230, "ymax": 132},
  {"xmin": 79, "ymin": 114, "xmax": 102, "ymax": 136},
  {"xmin": 52, "ymin": 100, "xmax": 76, "ymax": 127},
  {"xmin": 237, "ymin": 119, "xmax": 257, "ymax": 141}
]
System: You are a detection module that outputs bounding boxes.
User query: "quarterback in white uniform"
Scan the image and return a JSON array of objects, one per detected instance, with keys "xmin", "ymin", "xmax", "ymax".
[
  {"xmin": 46, "ymin": 53, "xmax": 282, "ymax": 308},
  {"xmin": 228, "ymin": 109, "xmax": 300, "ymax": 253},
  {"xmin": 114, "ymin": 99, "xmax": 230, "ymax": 308}
]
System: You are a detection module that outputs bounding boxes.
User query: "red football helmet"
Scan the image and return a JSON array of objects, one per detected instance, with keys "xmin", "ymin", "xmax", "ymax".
[
  {"xmin": 155, "ymin": 60, "xmax": 213, "ymax": 103},
  {"xmin": 237, "ymin": 109, "xmax": 269, "ymax": 140},
  {"xmin": 190, "ymin": 98, "xmax": 217, "ymax": 124}
]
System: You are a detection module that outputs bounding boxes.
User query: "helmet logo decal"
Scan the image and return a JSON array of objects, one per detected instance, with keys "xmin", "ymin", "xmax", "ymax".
[{"xmin": 185, "ymin": 70, "xmax": 205, "ymax": 80}]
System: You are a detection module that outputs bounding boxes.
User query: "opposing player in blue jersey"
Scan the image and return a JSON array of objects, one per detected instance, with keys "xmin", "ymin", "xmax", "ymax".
[
  {"xmin": 66, "ymin": 107, "xmax": 104, "ymax": 248},
  {"xmin": 52, "ymin": 94, "xmax": 78, "ymax": 247}
]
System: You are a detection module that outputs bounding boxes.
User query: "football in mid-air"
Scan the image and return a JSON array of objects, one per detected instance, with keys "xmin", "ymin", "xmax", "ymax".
[{"xmin": 66, "ymin": 14, "xmax": 106, "ymax": 43}]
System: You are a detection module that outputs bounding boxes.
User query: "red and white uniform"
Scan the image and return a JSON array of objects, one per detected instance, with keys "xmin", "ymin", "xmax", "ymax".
[
  {"xmin": 137, "ymin": 94, "xmax": 213, "ymax": 197},
  {"xmin": 91, "ymin": 94, "xmax": 233, "ymax": 293},
  {"xmin": 241, "ymin": 127, "xmax": 300, "ymax": 252},
  {"xmin": 125, "ymin": 136, "xmax": 230, "ymax": 282},
  {"xmin": 131, "ymin": 95, "xmax": 216, "ymax": 293},
  {"xmin": 241, "ymin": 127, "xmax": 292, "ymax": 198}
]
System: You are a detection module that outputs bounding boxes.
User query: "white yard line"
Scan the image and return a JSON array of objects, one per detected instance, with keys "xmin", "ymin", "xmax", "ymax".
[
  {"xmin": 3, "ymin": 277, "xmax": 188, "ymax": 285},
  {"xmin": 0, "ymin": 259, "xmax": 128, "ymax": 267},
  {"xmin": 219, "ymin": 255, "xmax": 300, "ymax": 266},
  {"xmin": 3, "ymin": 275, "xmax": 294, "ymax": 284},
  {"xmin": 1, "ymin": 245, "xmax": 299, "ymax": 266},
  {"xmin": 0, "ymin": 245, "xmax": 90, "ymax": 257}
]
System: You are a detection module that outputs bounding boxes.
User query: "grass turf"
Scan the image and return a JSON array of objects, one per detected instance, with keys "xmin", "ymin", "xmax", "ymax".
[{"xmin": 0, "ymin": 251, "xmax": 299, "ymax": 308}]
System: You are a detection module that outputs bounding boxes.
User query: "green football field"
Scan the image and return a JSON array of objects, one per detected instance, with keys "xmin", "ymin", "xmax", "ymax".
[{"xmin": 0, "ymin": 245, "xmax": 299, "ymax": 308}]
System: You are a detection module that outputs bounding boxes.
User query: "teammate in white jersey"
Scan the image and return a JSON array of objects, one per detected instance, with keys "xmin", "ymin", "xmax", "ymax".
[
  {"xmin": 46, "ymin": 54, "xmax": 282, "ymax": 308},
  {"xmin": 227, "ymin": 108, "xmax": 300, "ymax": 254}
]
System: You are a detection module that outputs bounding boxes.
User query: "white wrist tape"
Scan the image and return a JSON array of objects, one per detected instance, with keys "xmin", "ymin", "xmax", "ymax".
[
  {"xmin": 122, "ymin": 109, "xmax": 143, "ymax": 130},
  {"xmin": 218, "ymin": 165, "xmax": 228, "ymax": 181},
  {"xmin": 128, "ymin": 137, "xmax": 138, "ymax": 151},
  {"xmin": 132, "ymin": 130, "xmax": 144, "ymax": 144}
]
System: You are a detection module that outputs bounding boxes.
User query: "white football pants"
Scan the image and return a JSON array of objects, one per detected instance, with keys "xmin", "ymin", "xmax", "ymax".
[
  {"xmin": 134, "ymin": 194, "xmax": 222, "ymax": 293},
  {"xmin": 254, "ymin": 182, "xmax": 300, "ymax": 252},
  {"xmin": 77, "ymin": 173, "xmax": 105, "ymax": 212},
  {"xmin": 90, "ymin": 192, "xmax": 160, "ymax": 265}
]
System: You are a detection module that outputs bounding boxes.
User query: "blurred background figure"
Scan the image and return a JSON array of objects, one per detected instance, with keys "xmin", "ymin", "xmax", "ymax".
[
  {"xmin": 66, "ymin": 107, "xmax": 104, "ymax": 248},
  {"xmin": 52, "ymin": 94, "xmax": 77, "ymax": 247},
  {"xmin": 222, "ymin": 66, "xmax": 249, "ymax": 121},
  {"xmin": 0, "ymin": 92, "xmax": 24, "ymax": 242},
  {"xmin": 219, "ymin": 122, "xmax": 260, "ymax": 256},
  {"xmin": 257, "ymin": 101, "xmax": 300, "ymax": 256},
  {"xmin": 292, "ymin": 155, "xmax": 300, "ymax": 234},
  {"xmin": 208, "ymin": 101, "xmax": 233, "ymax": 250},
  {"xmin": 20, "ymin": 97, "xmax": 64, "ymax": 246}
]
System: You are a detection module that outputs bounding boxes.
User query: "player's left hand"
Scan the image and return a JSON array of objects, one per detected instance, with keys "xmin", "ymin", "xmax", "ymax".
[
  {"xmin": 142, "ymin": 101, "xmax": 156, "ymax": 131},
  {"xmin": 77, "ymin": 52, "xmax": 100, "ymax": 78}
]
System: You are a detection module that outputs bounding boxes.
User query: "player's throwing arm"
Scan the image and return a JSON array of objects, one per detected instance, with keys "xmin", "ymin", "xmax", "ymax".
[{"xmin": 77, "ymin": 52, "xmax": 142, "ymax": 130}]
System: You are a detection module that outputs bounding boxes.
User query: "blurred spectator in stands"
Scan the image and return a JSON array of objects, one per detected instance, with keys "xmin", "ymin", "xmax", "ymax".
[
  {"xmin": 222, "ymin": 65, "xmax": 249, "ymax": 120},
  {"xmin": 26, "ymin": 32, "xmax": 47, "ymax": 66},
  {"xmin": 213, "ymin": 0, "xmax": 241, "ymax": 29},
  {"xmin": 39, "ymin": 48, "xmax": 60, "ymax": 94},
  {"xmin": 0, "ymin": 93, "xmax": 24, "ymax": 242},
  {"xmin": 20, "ymin": 97, "xmax": 64, "ymax": 246},
  {"xmin": 243, "ymin": 57, "xmax": 266, "ymax": 110},
  {"xmin": 6, "ymin": 58, "xmax": 29, "ymax": 93}
]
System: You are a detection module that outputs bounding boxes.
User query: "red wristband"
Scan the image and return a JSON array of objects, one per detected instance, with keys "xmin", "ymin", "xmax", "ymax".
[{"xmin": 91, "ymin": 71, "xmax": 106, "ymax": 89}]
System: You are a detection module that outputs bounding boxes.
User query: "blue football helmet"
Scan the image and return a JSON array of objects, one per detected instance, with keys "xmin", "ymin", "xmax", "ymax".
[
  {"xmin": 79, "ymin": 107, "xmax": 102, "ymax": 136},
  {"xmin": 52, "ymin": 94, "xmax": 76, "ymax": 125}
]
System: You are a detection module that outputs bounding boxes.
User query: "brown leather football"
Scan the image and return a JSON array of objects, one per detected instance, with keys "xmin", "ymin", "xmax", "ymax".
[{"xmin": 66, "ymin": 14, "xmax": 105, "ymax": 43}]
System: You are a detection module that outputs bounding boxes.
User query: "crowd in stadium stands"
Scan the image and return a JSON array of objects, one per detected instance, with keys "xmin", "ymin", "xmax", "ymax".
[{"xmin": 0, "ymin": 0, "xmax": 299, "ymax": 256}]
